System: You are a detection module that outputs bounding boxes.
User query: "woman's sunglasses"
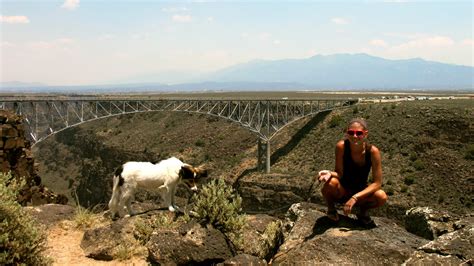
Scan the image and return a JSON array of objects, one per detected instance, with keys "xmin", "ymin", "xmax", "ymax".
[{"xmin": 346, "ymin": 130, "xmax": 365, "ymax": 136}]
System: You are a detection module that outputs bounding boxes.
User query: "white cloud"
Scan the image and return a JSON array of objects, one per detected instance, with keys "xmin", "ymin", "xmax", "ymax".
[
  {"xmin": 162, "ymin": 7, "xmax": 188, "ymax": 13},
  {"xmin": 241, "ymin": 32, "xmax": 249, "ymax": 39},
  {"xmin": 461, "ymin": 39, "xmax": 474, "ymax": 46},
  {"xmin": 307, "ymin": 49, "xmax": 317, "ymax": 57},
  {"xmin": 1, "ymin": 41, "xmax": 15, "ymax": 48},
  {"xmin": 273, "ymin": 40, "xmax": 281, "ymax": 45},
  {"xmin": 259, "ymin": 32, "xmax": 271, "ymax": 41},
  {"xmin": 98, "ymin": 34, "xmax": 115, "ymax": 41},
  {"xmin": 172, "ymin": 15, "xmax": 192, "ymax": 23},
  {"xmin": 380, "ymin": 35, "xmax": 471, "ymax": 65},
  {"xmin": 370, "ymin": 39, "xmax": 388, "ymax": 47},
  {"xmin": 331, "ymin": 17, "xmax": 348, "ymax": 25},
  {"xmin": 207, "ymin": 17, "xmax": 214, "ymax": 22},
  {"xmin": 61, "ymin": 0, "xmax": 80, "ymax": 10},
  {"xmin": 28, "ymin": 38, "xmax": 76, "ymax": 50},
  {"xmin": 0, "ymin": 15, "xmax": 30, "ymax": 24},
  {"xmin": 394, "ymin": 36, "xmax": 454, "ymax": 49}
]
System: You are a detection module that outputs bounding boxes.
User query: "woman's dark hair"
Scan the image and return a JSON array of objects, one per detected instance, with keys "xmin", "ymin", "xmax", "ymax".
[{"xmin": 347, "ymin": 118, "xmax": 368, "ymax": 130}]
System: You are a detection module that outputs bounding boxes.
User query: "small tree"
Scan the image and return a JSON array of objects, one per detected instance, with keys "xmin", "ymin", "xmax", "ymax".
[
  {"xmin": 190, "ymin": 179, "xmax": 246, "ymax": 247},
  {"xmin": 0, "ymin": 172, "xmax": 50, "ymax": 265}
]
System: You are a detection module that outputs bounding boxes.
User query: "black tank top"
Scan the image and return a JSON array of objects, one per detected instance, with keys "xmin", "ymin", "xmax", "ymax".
[{"xmin": 340, "ymin": 139, "xmax": 372, "ymax": 192}]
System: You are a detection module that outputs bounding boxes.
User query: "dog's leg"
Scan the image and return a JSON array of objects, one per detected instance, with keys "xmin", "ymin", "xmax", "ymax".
[
  {"xmin": 119, "ymin": 186, "xmax": 135, "ymax": 217},
  {"xmin": 170, "ymin": 184, "xmax": 179, "ymax": 212},
  {"xmin": 161, "ymin": 185, "xmax": 176, "ymax": 212},
  {"xmin": 108, "ymin": 176, "xmax": 121, "ymax": 219},
  {"xmin": 125, "ymin": 196, "xmax": 134, "ymax": 217}
]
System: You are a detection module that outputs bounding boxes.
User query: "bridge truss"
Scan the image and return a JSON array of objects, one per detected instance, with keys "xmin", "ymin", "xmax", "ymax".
[{"xmin": 1, "ymin": 98, "xmax": 356, "ymax": 172}]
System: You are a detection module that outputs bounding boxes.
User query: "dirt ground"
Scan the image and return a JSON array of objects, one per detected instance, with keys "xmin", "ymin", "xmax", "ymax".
[{"xmin": 45, "ymin": 222, "xmax": 147, "ymax": 266}]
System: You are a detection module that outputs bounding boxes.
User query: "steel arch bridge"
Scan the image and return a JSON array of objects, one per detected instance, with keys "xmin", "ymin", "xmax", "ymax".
[{"xmin": 0, "ymin": 97, "xmax": 357, "ymax": 172}]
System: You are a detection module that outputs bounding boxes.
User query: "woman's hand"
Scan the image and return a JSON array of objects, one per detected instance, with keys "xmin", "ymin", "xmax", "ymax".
[
  {"xmin": 344, "ymin": 197, "xmax": 357, "ymax": 215},
  {"xmin": 318, "ymin": 170, "xmax": 332, "ymax": 183}
]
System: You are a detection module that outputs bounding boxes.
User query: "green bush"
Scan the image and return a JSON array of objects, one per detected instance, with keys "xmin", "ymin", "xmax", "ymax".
[
  {"xmin": 0, "ymin": 172, "xmax": 50, "ymax": 265},
  {"xmin": 259, "ymin": 220, "xmax": 283, "ymax": 260},
  {"xmin": 385, "ymin": 187, "xmax": 394, "ymax": 196},
  {"xmin": 412, "ymin": 159, "xmax": 425, "ymax": 171},
  {"xmin": 195, "ymin": 139, "xmax": 205, "ymax": 147},
  {"xmin": 328, "ymin": 115, "xmax": 344, "ymax": 128},
  {"xmin": 464, "ymin": 144, "xmax": 474, "ymax": 160},
  {"xmin": 190, "ymin": 179, "xmax": 246, "ymax": 247},
  {"xmin": 352, "ymin": 106, "xmax": 359, "ymax": 114},
  {"xmin": 408, "ymin": 152, "xmax": 418, "ymax": 162},
  {"xmin": 400, "ymin": 185, "xmax": 408, "ymax": 193},
  {"xmin": 403, "ymin": 175, "xmax": 416, "ymax": 186}
]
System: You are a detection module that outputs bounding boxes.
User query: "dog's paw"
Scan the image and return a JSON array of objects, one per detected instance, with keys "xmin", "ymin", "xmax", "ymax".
[{"xmin": 168, "ymin": 206, "xmax": 176, "ymax": 212}]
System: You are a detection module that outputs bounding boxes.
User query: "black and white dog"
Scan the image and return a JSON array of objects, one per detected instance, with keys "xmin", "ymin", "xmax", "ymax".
[{"xmin": 108, "ymin": 157, "xmax": 207, "ymax": 218}]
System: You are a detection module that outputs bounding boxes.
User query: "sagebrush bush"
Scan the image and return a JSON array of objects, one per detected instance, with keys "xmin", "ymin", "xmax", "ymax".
[
  {"xmin": 403, "ymin": 175, "xmax": 416, "ymax": 186},
  {"xmin": 0, "ymin": 172, "xmax": 50, "ymax": 265},
  {"xmin": 465, "ymin": 144, "xmax": 474, "ymax": 160},
  {"xmin": 412, "ymin": 159, "xmax": 425, "ymax": 171},
  {"xmin": 133, "ymin": 214, "xmax": 184, "ymax": 245},
  {"xmin": 190, "ymin": 179, "xmax": 246, "ymax": 247},
  {"xmin": 259, "ymin": 220, "xmax": 283, "ymax": 260},
  {"xmin": 328, "ymin": 115, "xmax": 344, "ymax": 128}
]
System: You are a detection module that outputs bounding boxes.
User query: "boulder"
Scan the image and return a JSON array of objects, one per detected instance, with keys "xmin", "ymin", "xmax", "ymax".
[
  {"xmin": 240, "ymin": 214, "xmax": 283, "ymax": 260},
  {"xmin": 147, "ymin": 222, "xmax": 233, "ymax": 265},
  {"xmin": 405, "ymin": 223, "xmax": 473, "ymax": 265},
  {"xmin": 218, "ymin": 254, "xmax": 267, "ymax": 265},
  {"xmin": 237, "ymin": 172, "xmax": 313, "ymax": 214},
  {"xmin": 272, "ymin": 202, "xmax": 428, "ymax": 265},
  {"xmin": 81, "ymin": 217, "xmax": 146, "ymax": 261},
  {"xmin": 25, "ymin": 203, "xmax": 75, "ymax": 227},
  {"xmin": 405, "ymin": 207, "xmax": 455, "ymax": 240}
]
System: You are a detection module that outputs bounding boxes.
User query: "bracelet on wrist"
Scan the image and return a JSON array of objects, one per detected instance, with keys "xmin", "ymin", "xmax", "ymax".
[{"xmin": 351, "ymin": 195, "xmax": 358, "ymax": 202}]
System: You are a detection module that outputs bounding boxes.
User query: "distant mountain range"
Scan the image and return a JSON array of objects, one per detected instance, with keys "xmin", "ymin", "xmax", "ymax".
[
  {"xmin": 205, "ymin": 53, "xmax": 473, "ymax": 90},
  {"xmin": 2, "ymin": 53, "xmax": 473, "ymax": 92}
]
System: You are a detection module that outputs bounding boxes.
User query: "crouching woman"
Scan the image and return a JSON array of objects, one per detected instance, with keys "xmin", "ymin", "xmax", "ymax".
[{"xmin": 318, "ymin": 118, "xmax": 388, "ymax": 226}]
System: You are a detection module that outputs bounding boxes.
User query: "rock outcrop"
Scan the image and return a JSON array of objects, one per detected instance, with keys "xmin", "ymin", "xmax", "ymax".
[
  {"xmin": 73, "ymin": 202, "xmax": 473, "ymax": 264},
  {"xmin": 272, "ymin": 202, "xmax": 428, "ymax": 264},
  {"xmin": 405, "ymin": 206, "xmax": 456, "ymax": 240},
  {"xmin": 405, "ymin": 218, "xmax": 473, "ymax": 265},
  {"xmin": 0, "ymin": 110, "xmax": 67, "ymax": 205}
]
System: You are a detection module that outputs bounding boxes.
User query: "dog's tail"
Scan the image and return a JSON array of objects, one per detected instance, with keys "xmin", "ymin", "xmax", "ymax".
[{"xmin": 108, "ymin": 165, "xmax": 124, "ymax": 214}]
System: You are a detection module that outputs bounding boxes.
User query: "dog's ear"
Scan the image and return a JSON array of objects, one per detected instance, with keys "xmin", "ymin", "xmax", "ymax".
[
  {"xmin": 196, "ymin": 166, "xmax": 207, "ymax": 177},
  {"xmin": 195, "ymin": 166, "xmax": 208, "ymax": 178},
  {"xmin": 180, "ymin": 164, "xmax": 195, "ymax": 179}
]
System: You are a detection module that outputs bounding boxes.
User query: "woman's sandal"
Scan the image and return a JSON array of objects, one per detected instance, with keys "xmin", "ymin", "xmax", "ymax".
[
  {"xmin": 327, "ymin": 208, "xmax": 340, "ymax": 222},
  {"xmin": 356, "ymin": 213, "xmax": 376, "ymax": 227}
]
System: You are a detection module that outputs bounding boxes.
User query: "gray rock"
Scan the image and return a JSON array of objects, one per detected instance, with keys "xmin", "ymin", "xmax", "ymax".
[
  {"xmin": 80, "ymin": 217, "xmax": 144, "ymax": 261},
  {"xmin": 404, "ymin": 224, "xmax": 473, "ymax": 265},
  {"xmin": 241, "ymin": 214, "xmax": 283, "ymax": 260},
  {"xmin": 272, "ymin": 202, "xmax": 428, "ymax": 265},
  {"xmin": 147, "ymin": 222, "xmax": 233, "ymax": 265},
  {"xmin": 218, "ymin": 254, "xmax": 267, "ymax": 266},
  {"xmin": 237, "ymin": 173, "xmax": 313, "ymax": 214},
  {"xmin": 25, "ymin": 203, "xmax": 75, "ymax": 227},
  {"xmin": 405, "ymin": 207, "xmax": 455, "ymax": 240}
]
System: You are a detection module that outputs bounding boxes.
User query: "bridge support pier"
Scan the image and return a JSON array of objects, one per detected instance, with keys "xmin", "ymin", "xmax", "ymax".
[
  {"xmin": 257, "ymin": 139, "xmax": 271, "ymax": 173},
  {"xmin": 266, "ymin": 140, "xmax": 271, "ymax": 174}
]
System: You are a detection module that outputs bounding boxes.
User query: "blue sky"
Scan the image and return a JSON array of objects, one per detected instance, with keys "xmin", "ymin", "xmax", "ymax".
[{"xmin": 1, "ymin": 0, "xmax": 472, "ymax": 86}]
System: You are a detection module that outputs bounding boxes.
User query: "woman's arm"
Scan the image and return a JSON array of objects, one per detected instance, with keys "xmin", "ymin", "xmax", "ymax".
[
  {"xmin": 317, "ymin": 140, "xmax": 345, "ymax": 182},
  {"xmin": 334, "ymin": 140, "xmax": 345, "ymax": 179}
]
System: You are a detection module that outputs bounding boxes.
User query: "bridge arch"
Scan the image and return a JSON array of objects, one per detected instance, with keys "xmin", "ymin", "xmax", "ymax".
[{"xmin": 1, "ymin": 98, "xmax": 357, "ymax": 172}]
